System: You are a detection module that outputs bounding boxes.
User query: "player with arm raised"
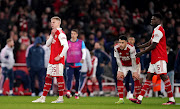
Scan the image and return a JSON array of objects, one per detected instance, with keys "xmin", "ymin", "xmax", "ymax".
[
  {"xmin": 129, "ymin": 13, "xmax": 175, "ymax": 105},
  {"xmin": 114, "ymin": 35, "xmax": 139, "ymax": 104},
  {"xmin": 32, "ymin": 16, "xmax": 69, "ymax": 103}
]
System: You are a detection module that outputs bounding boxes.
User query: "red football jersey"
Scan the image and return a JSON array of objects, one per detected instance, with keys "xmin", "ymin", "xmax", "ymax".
[
  {"xmin": 114, "ymin": 43, "xmax": 136, "ymax": 67},
  {"xmin": 87, "ymin": 56, "xmax": 98, "ymax": 77},
  {"xmin": 49, "ymin": 29, "xmax": 66, "ymax": 65},
  {"xmin": 151, "ymin": 25, "xmax": 168, "ymax": 64}
]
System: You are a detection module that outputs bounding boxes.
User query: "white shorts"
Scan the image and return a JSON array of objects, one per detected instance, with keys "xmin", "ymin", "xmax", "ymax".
[
  {"xmin": 47, "ymin": 63, "xmax": 64, "ymax": 77},
  {"xmin": 121, "ymin": 64, "xmax": 140, "ymax": 77},
  {"xmin": 147, "ymin": 60, "xmax": 167, "ymax": 75}
]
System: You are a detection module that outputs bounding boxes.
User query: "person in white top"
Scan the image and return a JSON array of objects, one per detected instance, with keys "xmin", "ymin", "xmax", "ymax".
[{"xmin": 0, "ymin": 38, "xmax": 15, "ymax": 95}]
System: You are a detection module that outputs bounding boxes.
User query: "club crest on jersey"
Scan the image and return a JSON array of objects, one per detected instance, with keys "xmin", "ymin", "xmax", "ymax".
[
  {"xmin": 55, "ymin": 35, "xmax": 57, "ymax": 38},
  {"xmin": 119, "ymin": 52, "xmax": 122, "ymax": 55}
]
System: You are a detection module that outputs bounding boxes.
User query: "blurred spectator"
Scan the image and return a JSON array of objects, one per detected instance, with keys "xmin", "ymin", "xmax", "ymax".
[
  {"xmin": 175, "ymin": 49, "xmax": 180, "ymax": 83},
  {"xmin": 0, "ymin": 38, "xmax": 15, "ymax": 96},
  {"xmin": 166, "ymin": 44, "xmax": 176, "ymax": 92},
  {"xmin": 26, "ymin": 37, "xmax": 45, "ymax": 96},
  {"xmin": 13, "ymin": 70, "xmax": 30, "ymax": 95},
  {"xmin": 94, "ymin": 42, "xmax": 110, "ymax": 96}
]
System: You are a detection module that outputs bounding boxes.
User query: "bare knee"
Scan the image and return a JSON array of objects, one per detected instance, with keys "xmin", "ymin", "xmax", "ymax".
[{"xmin": 160, "ymin": 74, "xmax": 168, "ymax": 81}]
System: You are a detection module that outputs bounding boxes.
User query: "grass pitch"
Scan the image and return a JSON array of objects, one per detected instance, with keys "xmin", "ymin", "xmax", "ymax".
[{"xmin": 0, "ymin": 96, "xmax": 180, "ymax": 109}]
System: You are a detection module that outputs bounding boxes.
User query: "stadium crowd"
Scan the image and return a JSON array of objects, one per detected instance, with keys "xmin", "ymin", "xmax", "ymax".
[{"xmin": 0, "ymin": 0, "xmax": 180, "ymax": 96}]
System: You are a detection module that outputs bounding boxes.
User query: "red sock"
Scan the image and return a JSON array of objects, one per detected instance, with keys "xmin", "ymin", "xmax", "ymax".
[
  {"xmin": 43, "ymin": 76, "xmax": 52, "ymax": 96},
  {"xmin": 139, "ymin": 79, "xmax": 151, "ymax": 96},
  {"xmin": 57, "ymin": 76, "xmax": 65, "ymax": 96},
  {"xmin": 117, "ymin": 79, "xmax": 124, "ymax": 98},
  {"xmin": 163, "ymin": 78, "xmax": 173, "ymax": 97},
  {"xmin": 134, "ymin": 79, "xmax": 141, "ymax": 98}
]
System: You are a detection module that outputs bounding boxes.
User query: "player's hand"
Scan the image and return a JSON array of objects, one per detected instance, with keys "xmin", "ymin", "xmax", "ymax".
[
  {"xmin": 51, "ymin": 28, "xmax": 57, "ymax": 36},
  {"xmin": 80, "ymin": 59, "xmax": 84, "ymax": 63},
  {"xmin": 54, "ymin": 55, "xmax": 61, "ymax": 61},
  {"xmin": 92, "ymin": 77, "xmax": 97, "ymax": 83},
  {"xmin": 100, "ymin": 63, "xmax": 105, "ymax": 67},
  {"xmin": 117, "ymin": 71, "xmax": 124, "ymax": 80},
  {"xmin": 141, "ymin": 69, "xmax": 146, "ymax": 74},
  {"xmin": 136, "ymin": 52, "xmax": 142, "ymax": 57},
  {"xmin": 132, "ymin": 72, "xmax": 139, "ymax": 80}
]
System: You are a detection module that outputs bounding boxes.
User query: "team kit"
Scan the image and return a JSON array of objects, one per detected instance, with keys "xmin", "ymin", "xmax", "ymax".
[{"xmin": 32, "ymin": 14, "xmax": 176, "ymax": 105}]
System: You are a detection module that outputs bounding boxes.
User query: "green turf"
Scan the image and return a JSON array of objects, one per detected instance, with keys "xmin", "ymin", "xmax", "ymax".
[{"xmin": 0, "ymin": 96, "xmax": 180, "ymax": 109}]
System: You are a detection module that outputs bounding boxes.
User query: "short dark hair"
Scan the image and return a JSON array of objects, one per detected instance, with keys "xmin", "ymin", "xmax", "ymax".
[
  {"xmin": 71, "ymin": 29, "xmax": 78, "ymax": 34},
  {"xmin": 152, "ymin": 13, "xmax": 163, "ymax": 20},
  {"xmin": 119, "ymin": 35, "xmax": 127, "ymax": 41}
]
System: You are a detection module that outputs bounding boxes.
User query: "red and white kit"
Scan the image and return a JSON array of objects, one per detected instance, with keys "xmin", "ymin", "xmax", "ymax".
[
  {"xmin": 114, "ymin": 43, "xmax": 138, "ymax": 76},
  {"xmin": 47, "ymin": 28, "xmax": 68, "ymax": 77},
  {"xmin": 87, "ymin": 56, "xmax": 98, "ymax": 77},
  {"xmin": 148, "ymin": 25, "xmax": 168, "ymax": 75}
]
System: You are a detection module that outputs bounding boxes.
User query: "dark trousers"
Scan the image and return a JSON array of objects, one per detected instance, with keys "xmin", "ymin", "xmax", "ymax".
[
  {"xmin": 125, "ymin": 71, "xmax": 134, "ymax": 93},
  {"xmin": 29, "ymin": 68, "xmax": 44, "ymax": 93},
  {"xmin": 2, "ymin": 67, "xmax": 14, "ymax": 90},
  {"xmin": 96, "ymin": 66, "xmax": 104, "ymax": 91},
  {"xmin": 66, "ymin": 66, "xmax": 81, "ymax": 92}
]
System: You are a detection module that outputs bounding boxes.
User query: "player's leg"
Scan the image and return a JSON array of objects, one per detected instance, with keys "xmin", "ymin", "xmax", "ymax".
[
  {"xmin": 129, "ymin": 63, "xmax": 154, "ymax": 104},
  {"xmin": 133, "ymin": 64, "xmax": 141, "ymax": 98},
  {"xmin": 87, "ymin": 78, "xmax": 94, "ymax": 96},
  {"xmin": 96, "ymin": 67, "xmax": 104, "ymax": 96},
  {"xmin": 32, "ymin": 64, "xmax": 53, "ymax": 103},
  {"xmin": 78, "ymin": 72, "xmax": 87, "ymax": 96},
  {"xmin": 51, "ymin": 76, "xmax": 64, "ymax": 103},
  {"xmin": 160, "ymin": 74, "xmax": 175, "ymax": 105},
  {"xmin": 29, "ymin": 69, "xmax": 36, "ymax": 96},
  {"xmin": 129, "ymin": 72, "xmax": 134, "ymax": 98},
  {"xmin": 155, "ymin": 60, "xmax": 175, "ymax": 105},
  {"xmin": 66, "ymin": 66, "xmax": 74, "ymax": 98},
  {"xmin": 74, "ymin": 67, "xmax": 81, "ymax": 99},
  {"xmin": 115, "ymin": 68, "xmax": 127, "ymax": 104}
]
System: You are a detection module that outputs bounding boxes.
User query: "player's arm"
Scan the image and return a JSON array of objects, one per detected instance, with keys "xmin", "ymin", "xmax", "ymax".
[
  {"xmin": 86, "ymin": 49, "xmax": 92, "ymax": 71},
  {"xmin": 136, "ymin": 30, "xmax": 163, "ymax": 57},
  {"xmin": 92, "ymin": 57, "xmax": 98, "ymax": 77},
  {"xmin": 137, "ymin": 40, "xmax": 151, "ymax": 48},
  {"xmin": 81, "ymin": 41, "xmax": 86, "ymax": 63},
  {"xmin": 59, "ymin": 34, "xmax": 69, "ymax": 56},
  {"xmin": 46, "ymin": 35, "xmax": 53, "ymax": 47},
  {"xmin": 130, "ymin": 47, "xmax": 139, "ymax": 79},
  {"xmin": 114, "ymin": 48, "xmax": 124, "ymax": 79}
]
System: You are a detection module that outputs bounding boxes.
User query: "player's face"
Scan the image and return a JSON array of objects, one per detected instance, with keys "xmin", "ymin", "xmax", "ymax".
[
  {"xmin": 128, "ymin": 37, "xmax": 135, "ymax": 45},
  {"xmin": 71, "ymin": 31, "xmax": 78, "ymax": 39},
  {"xmin": 119, "ymin": 39, "xmax": 127, "ymax": 50},
  {"xmin": 150, "ymin": 16, "xmax": 159, "ymax": 26},
  {"xmin": 51, "ymin": 19, "xmax": 60, "ymax": 29},
  {"xmin": 8, "ymin": 40, "xmax": 14, "ymax": 48},
  {"xmin": 94, "ymin": 42, "xmax": 101, "ymax": 49}
]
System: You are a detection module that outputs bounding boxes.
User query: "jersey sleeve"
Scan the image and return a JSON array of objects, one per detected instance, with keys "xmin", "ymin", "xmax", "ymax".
[
  {"xmin": 152, "ymin": 30, "xmax": 163, "ymax": 43},
  {"xmin": 82, "ymin": 41, "xmax": 86, "ymax": 49},
  {"xmin": 130, "ymin": 46, "xmax": 136, "ymax": 58},
  {"xmin": 58, "ymin": 33, "xmax": 68, "ymax": 46}
]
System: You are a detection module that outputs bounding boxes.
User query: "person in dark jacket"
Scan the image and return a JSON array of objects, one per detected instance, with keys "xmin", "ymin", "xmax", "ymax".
[
  {"xmin": 26, "ymin": 37, "xmax": 45, "ymax": 96},
  {"xmin": 94, "ymin": 42, "xmax": 110, "ymax": 96},
  {"xmin": 166, "ymin": 45, "xmax": 176, "ymax": 92},
  {"xmin": 175, "ymin": 49, "xmax": 180, "ymax": 83}
]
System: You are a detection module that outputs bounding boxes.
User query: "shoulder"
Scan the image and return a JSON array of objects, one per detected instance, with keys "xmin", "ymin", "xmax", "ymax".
[
  {"xmin": 127, "ymin": 43, "xmax": 135, "ymax": 50},
  {"xmin": 114, "ymin": 44, "xmax": 119, "ymax": 49}
]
